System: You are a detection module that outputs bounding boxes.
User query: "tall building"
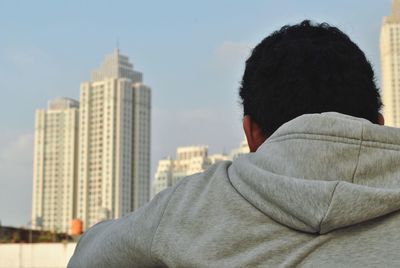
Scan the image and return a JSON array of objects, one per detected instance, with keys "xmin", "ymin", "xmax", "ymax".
[
  {"xmin": 32, "ymin": 98, "xmax": 79, "ymax": 233},
  {"xmin": 77, "ymin": 49, "xmax": 151, "ymax": 229},
  {"xmin": 152, "ymin": 140, "xmax": 249, "ymax": 197},
  {"xmin": 381, "ymin": 0, "xmax": 400, "ymax": 126}
]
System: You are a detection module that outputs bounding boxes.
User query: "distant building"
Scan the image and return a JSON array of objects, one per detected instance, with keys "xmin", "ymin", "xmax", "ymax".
[
  {"xmin": 77, "ymin": 50, "xmax": 151, "ymax": 230},
  {"xmin": 152, "ymin": 140, "xmax": 249, "ymax": 197},
  {"xmin": 32, "ymin": 98, "xmax": 79, "ymax": 233},
  {"xmin": 152, "ymin": 157, "xmax": 174, "ymax": 197},
  {"xmin": 153, "ymin": 146, "xmax": 210, "ymax": 196},
  {"xmin": 381, "ymin": 0, "xmax": 400, "ymax": 126},
  {"xmin": 229, "ymin": 139, "xmax": 250, "ymax": 160}
]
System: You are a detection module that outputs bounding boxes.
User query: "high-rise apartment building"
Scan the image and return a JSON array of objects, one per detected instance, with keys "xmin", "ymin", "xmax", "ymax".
[
  {"xmin": 152, "ymin": 140, "xmax": 249, "ymax": 197},
  {"xmin": 32, "ymin": 98, "xmax": 79, "ymax": 233},
  {"xmin": 77, "ymin": 50, "xmax": 151, "ymax": 229},
  {"xmin": 381, "ymin": 0, "xmax": 400, "ymax": 126}
]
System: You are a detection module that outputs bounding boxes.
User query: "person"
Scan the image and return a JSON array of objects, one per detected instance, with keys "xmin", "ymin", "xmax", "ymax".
[{"xmin": 68, "ymin": 20, "xmax": 400, "ymax": 267}]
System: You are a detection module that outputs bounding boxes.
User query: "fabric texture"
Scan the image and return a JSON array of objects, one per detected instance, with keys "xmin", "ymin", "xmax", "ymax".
[{"xmin": 68, "ymin": 112, "xmax": 400, "ymax": 267}]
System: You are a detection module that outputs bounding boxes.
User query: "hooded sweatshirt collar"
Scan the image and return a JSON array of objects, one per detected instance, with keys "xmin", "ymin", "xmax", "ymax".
[{"xmin": 229, "ymin": 112, "xmax": 400, "ymax": 234}]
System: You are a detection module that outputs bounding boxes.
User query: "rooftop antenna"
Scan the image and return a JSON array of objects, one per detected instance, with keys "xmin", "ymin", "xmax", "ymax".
[{"xmin": 116, "ymin": 38, "xmax": 120, "ymax": 54}]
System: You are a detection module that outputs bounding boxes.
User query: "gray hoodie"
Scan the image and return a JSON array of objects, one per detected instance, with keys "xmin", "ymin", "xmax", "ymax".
[{"xmin": 68, "ymin": 112, "xmax": 400, "ymax": 268}]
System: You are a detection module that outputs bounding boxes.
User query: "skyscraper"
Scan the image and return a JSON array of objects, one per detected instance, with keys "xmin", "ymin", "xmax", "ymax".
[
  {"xmin": 381, "ymin": 0, "xmax": 400, "ymax": 126},
  {"xmin": 32, "ymin": 98, "xmax": 79, "ymax": 233},
  {"xmin": 77, "ymin": 50, "xmax": 151, "ymax": 229}
]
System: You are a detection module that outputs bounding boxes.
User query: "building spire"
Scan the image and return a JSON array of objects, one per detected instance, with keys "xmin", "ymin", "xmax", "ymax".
[
  {"xmin": 116, "ymin": 38, "xmax": 120, "ymax": 54},
  {"xmin": 392, "ymin": 0, "xmax": 400, "ymax": 17}
]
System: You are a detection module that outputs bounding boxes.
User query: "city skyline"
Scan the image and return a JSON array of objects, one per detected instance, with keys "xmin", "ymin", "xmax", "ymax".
[
  {"xmin": 0, "ymin": 0, "xmax": 392, "ymax": 227},
  {"xmin": 153, "ymin": 140, "xmax": 249, "ymax": 197},
  {"xmin": 31, "ymin": 50, "xmax": 152, "ymax": 232}
]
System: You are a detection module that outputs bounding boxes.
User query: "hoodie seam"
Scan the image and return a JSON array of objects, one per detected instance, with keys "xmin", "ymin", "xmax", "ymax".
[
  {"xmin": 351, "ymin": 123, "xmax": 364, "ymax": 183},
  {"xmin": 318, "ymin": 181, "xmax": 339, "ymax": 233},
  {"xmin": 269, "ymin": 133, "xmax": 360, "ymax": 144},
  {"xmin": 269, "ymin": 132, "xmax": 400, "ymax": 150},
  {"xmin": 270, "ymin": 136, "xmax": 358, "ymax": 146},
  {"xmin": 268, "ymin": 135, "xmax": 400, "ymax": 152}
]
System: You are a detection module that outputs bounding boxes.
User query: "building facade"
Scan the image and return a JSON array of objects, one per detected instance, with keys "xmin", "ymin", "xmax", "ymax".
[
  {"xmin": 32, "ymin": 98, "xmax": 79, "ymax": 233},
  {"xmin": 229, "ymin": 139, "xmax": 251, "ymax": 160},
  {"xmin": 153, "ymin": 146, "xmax": 211, "ymax": 196},
  {"xmin": 152, "ymin": 140, "xmax": 249, "ymax": 197},
  {"xmin": 77, "ymin": 50, "xmax": 151, "ymax": 229},
  {"xmin": 381, "ymin": 0, "xmax": 400, "ymax": 126}
]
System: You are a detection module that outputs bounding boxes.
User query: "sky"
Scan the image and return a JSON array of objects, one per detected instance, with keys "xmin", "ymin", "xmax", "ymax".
[{"xmin": 0, "ymin": 0, "xmax": 391, "ymax": 227}]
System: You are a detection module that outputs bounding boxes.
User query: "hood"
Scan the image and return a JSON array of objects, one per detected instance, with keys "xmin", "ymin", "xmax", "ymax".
[{"xmin": 229, "ymin": 112, "xmax": 400, "ymax": 234}]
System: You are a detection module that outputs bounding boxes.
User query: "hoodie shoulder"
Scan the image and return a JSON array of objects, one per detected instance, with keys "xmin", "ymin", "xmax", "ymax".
[{"xmin": 68, "ymin": 183, "xmax": 180, "ymax": 268}]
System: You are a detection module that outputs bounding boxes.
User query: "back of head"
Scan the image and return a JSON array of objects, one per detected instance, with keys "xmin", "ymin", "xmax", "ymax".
[{"xmin": 239, "ymin": 20, "xmax": 382, "ymax": 136}]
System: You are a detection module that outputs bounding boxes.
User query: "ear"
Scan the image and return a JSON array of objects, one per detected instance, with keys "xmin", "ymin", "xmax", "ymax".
[
  {"xmin": 243, "ymin": 115, "xmax": 267, "ymax": 152},
  {"xmin": 377, "ymin": 113, "xmax": 385, "ymax": 126}
]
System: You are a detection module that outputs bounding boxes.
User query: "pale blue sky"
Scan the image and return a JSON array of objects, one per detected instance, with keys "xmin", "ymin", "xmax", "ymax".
[{"xmin": 0, "ymin": 0, "xmax": 391, "ymax": 227}]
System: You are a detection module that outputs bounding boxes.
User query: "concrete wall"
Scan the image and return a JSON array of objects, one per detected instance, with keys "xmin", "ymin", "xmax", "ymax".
[{"xmin": 0, "ymin": 243, "xmax": 76, "ymax": 268}]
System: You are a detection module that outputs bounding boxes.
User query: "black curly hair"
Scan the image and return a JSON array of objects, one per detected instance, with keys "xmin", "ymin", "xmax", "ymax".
[{"xmin": 239, "ymin": 20, "xmax": 382, "ymax": 136}]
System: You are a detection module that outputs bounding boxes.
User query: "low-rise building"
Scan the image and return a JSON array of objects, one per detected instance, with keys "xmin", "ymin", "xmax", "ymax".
[{"xmin": 152, "ymin": 140, "xmax": 249, "ymax": 197}]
